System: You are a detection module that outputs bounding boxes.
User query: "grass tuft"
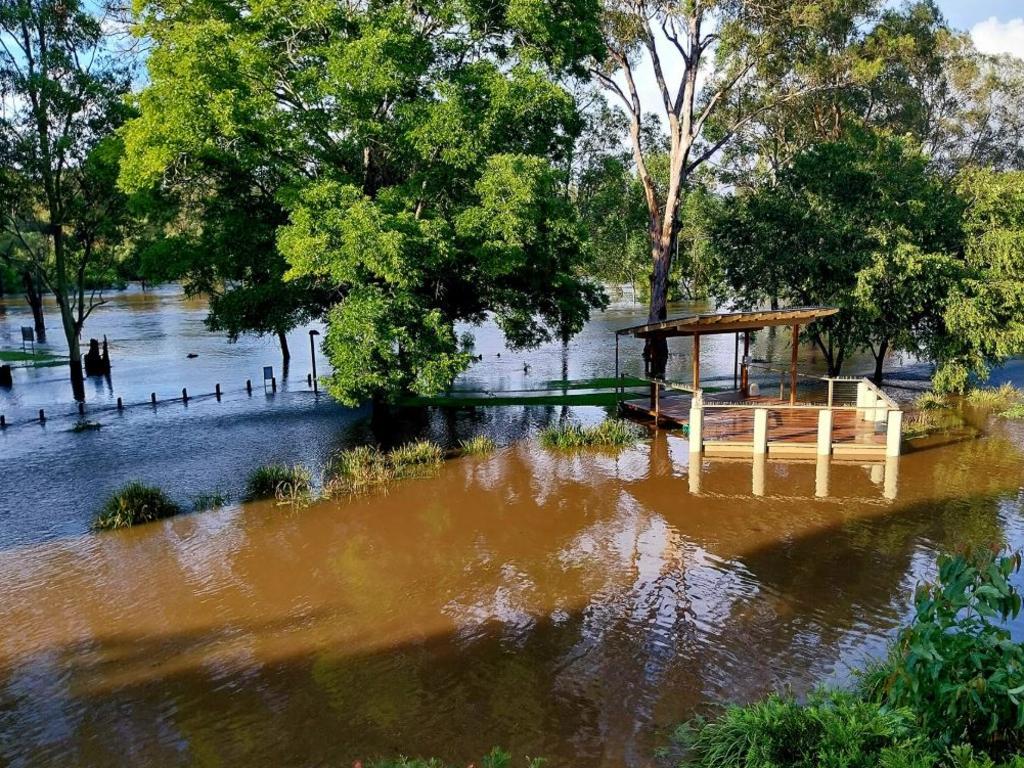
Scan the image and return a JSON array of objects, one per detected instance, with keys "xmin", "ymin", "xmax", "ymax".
[
  {"xmin": 966, "ymin": 383, "xmax": 1024, "ymax": 411},
  {"xmin": 244, "ymin": 464, "xmax": 312, "ymax": 502},
  {"xmin": 71, "ymin": 420, "xmax": 102, "ymax": 432},
  {"xmin": 999, "ymin": 404, "xmax": 1024, "ymax": 420},
  {"xmin": 539, "ymin": 418, "xmax": 645, "ymax": 450},
  {"xmin": 914, "ymin": 391, "xmax": 948, "ymax": 411},
  {"xmin": 459, "ymin": 435, "xmax": 497, "ymax": 456},
  {"xmin": 191, "ymin": 491, "xmax": 230, "ymax": 511},
  {"xmin": 325, "ymin": 440, "xmax": 444, "ymax": 497},
  {"xmin": 93, "ymin": 482, "xmax": 182, "ymax": 530}
]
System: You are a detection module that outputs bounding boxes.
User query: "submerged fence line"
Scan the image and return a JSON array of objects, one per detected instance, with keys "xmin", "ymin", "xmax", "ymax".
[{"xmin": 0, "ymin": 372, "xmax": 322, "ymax": 432}]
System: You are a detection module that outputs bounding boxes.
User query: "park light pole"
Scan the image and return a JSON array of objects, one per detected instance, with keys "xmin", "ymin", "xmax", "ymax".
[{"xmin": 308, "ymin": 329, "xmax": 320, "ymax": 394}]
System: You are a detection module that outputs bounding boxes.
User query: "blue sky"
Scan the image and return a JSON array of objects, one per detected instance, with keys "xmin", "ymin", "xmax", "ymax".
[{"xmin": 935, "ymin": 0, "xmax": 1021, "ymax": 31}]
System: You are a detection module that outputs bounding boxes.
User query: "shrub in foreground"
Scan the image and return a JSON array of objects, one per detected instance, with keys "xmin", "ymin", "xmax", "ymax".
[
  {"xmin": 244, "ymin": 464, "xmax": 312, "ymax": 502},
  {"xmin": 680, "ymin": 549, "xmax": 1024, "ymax": 767},
  {"xmin": 966, "ymin": 384, "xmax": 1024, "ymax": 412},
  {"xmin": 539, "ymin": 419, "xmax": 645, "ymax": 450},
  {"xmin": 93, "ymin": 482, "xmax": 182, "ymax": 530}
]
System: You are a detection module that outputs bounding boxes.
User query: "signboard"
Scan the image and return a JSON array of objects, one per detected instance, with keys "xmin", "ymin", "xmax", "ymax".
[
  {"xmin": 21, "ymin": 327, "xmax": 34, "ymax": 342},
  {"xmin": 263, "ymin": 366, "xmax": 274, "ymax": 381}
]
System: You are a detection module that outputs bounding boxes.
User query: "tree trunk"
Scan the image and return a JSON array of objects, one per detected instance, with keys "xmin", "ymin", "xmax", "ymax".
[
  {"xmin": 22, "ymin": 267, "xmax": 46, "ymax": 341},
  {"xmin": 51, "ymin": 229, "xmax": 86, "ymax": 402},
  {"xmin": 645, "ymin": 232, "xmax": 673, "ymax": 378},
  {"xmin": 277, "ymin": 329, "xmax": 291, "ymax": 362},
  {"xmin": 872, "ymin": 339, "xmax": 889, "ymax": 386}
]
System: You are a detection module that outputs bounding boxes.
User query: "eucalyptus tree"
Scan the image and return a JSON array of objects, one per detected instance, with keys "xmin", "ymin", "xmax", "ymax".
[
  {"xmin": 123, "ymin": 0, "xmax": 607, "ymax": 407},
  {"xmin": 0, "ymin": 0, "xmax": 133, "ymax": 400},
  {"xmin": 587, "ymin": 0, "xmax": 880, "ymax": 376}
]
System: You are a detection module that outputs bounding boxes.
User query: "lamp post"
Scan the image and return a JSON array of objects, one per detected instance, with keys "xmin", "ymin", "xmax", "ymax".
[{"xmin": 308, "ymin": 329, "xmax": 320, "ymax": 394}]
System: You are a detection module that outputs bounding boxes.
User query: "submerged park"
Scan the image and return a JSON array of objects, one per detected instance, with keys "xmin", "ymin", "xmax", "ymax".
[{"xmin": 3, "ymin": 0, "xmax": 1024, "ymax": 766}]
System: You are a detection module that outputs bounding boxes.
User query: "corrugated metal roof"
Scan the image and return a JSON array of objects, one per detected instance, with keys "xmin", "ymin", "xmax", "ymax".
[{"xmin": 616, "ymin": 307, "xmax": 839, "ymax": 337}]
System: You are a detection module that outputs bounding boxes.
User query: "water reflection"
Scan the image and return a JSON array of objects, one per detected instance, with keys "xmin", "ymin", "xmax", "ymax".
[{"xmin": 0, "ymin": 427, "xmax": 1022, "ymax": 767}]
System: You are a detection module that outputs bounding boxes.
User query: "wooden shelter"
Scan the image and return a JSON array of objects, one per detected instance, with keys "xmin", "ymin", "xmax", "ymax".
[{"xmin": 615, "ymin": 306, "xmax": 839, "ymax": 404}]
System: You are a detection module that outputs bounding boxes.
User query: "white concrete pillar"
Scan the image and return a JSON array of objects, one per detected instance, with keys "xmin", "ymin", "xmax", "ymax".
[
  {"xmin": 886, "ymin": 410, "xmax": 903, "ymax": 456},
  {"xmin": 870, "ymin": 463, "xmax": 884, "ymax": 484},
  {"xmin": 817, "ymin": 409, "xmax": 833, "ymax": 456},
  {"xmin": 688, "ymin": 406, "xmax": 703, "ymax": 455},
  {"xmin": 856, "ymin": 381, "xmax": 869, "ymax": 421},
  {"xmin": 884, "ymin": 456, "xmax": 899, "ymax": 500},
  {"xmin": 873, "ymin": 396, "xmax": 887, "ymax": 424},
  {"xmin": 815, "ymin": 454, "xmax": 830, "ymax": 498},
  {"xmin": 753, "ymin": 408, "xmax": 769, "ymax": 455},
  {"xmin": 688, "ymin": 456, "xmax": 701, "ymax": 495},
  {"xmin": 752, "ymin": 453, "xmax": 766, "ymax": 497}
]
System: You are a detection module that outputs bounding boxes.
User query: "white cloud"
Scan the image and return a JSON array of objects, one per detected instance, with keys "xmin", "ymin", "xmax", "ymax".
[{"xmin": 971, "ymin": 16, "xmax": 1024, "ymax": 59}]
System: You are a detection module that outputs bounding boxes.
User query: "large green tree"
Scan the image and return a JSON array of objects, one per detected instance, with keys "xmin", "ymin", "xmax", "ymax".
[
  {"xmin": 0, "ymin": 0, "xmax": 133, "ymax": 400},
  {"xmin": 122, "ymin": 0, "xmax": 606, "ymax": 407},
  {"xmin": 713, "ymin": 127, "xmax": 963, "ymax": 382}
]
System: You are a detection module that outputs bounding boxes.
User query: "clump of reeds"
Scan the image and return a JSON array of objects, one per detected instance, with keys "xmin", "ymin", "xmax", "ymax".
[
  {"xmin": 93, "ymin": 482, "xmax": 182, "ymax": 530},
  {"xmin": 1000, "ymin": 404, "xmax": 1024, "ymax": 420},
  {"xmin": 459, "ymin": 435, "xmax": 497, "ymax": 456},
  {"xmin": 191, "ymin": 491, "xmax": 230, "ymax": 511},
  {"xmin": 913, "ymin": 391, "xmax": 949, "ymax": 411},
  {"xmin": 324, "ymin": 440, "xmax": 444, "ymax": 496},
  {"xmin": 243, "ymin": 464, "xmax": 312, "ymax": 502},
  {"xmin": 71, "ymin": 420, "xmax": 102, "ymax": 433},
  {"xmin": 966, "ymin": 383, "xmax": 1024, "ymax": 411},
  {"xmin": 539, "ymin": 418, "xmax": 645, "ymax": 450}
]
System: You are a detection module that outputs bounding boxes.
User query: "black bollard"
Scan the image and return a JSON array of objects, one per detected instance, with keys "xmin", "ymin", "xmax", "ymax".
[
  {"xmin": 0, "ymin": 364, "xmax": 12, "ymax": 388},
  {"xmin": 271, "ymin": 376, "xmax": 277, "ymax": 393},
  {"xmin": 117, "ymin": 397, "xmax": 123, "ymax": 411},
  {"xmin": 0, "ymin": 415, "xmax": 5, "ymax": 429},
  {"xmin": 151, "ymin": 392, "xmax": 157, "ymax": 406},
  {"xmin": 215, "ymin": 383, "xmax": 221, "ymax": 400},
  {"xmin": 246, "ymin": 379, "xmax": 252, "ymax": 395},
  {"xmin": 307, "ymin": 373, "xmax": 312, "ymax": 387},
  {"xmin": 38, "ymin": 408, "xmax": 45, "ymax": 423},
  {"xmin": 182, "ymin": 387, "xmax": 189, "ymax": 403}
]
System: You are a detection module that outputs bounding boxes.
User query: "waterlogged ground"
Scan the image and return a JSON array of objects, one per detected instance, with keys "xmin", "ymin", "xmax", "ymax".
[{"xmin": 1, "ymin": 286, "xmax": 1024, "ymax": 766}]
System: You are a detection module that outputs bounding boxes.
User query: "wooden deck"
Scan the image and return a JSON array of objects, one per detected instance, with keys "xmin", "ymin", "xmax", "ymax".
[{"xmin": 621, "ymin": 391, "xmax": 887, "ymax": 456}]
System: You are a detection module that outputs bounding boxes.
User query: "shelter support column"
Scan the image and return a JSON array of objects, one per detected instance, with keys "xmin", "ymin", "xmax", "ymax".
[
  {"xmin": 692, "ymin": 333, "xmax": 701, "ymax": 391},
  {"xmin": 886, "ymin": 410, "xmax": 903, "ymax": 457},
  {"xmin": 753, "ymin": 408, "xmax": 769, "ymax": 455},
  {"xmin": 741, "ymin": 332, "xmax": 750, "ymax": 397},
  {"xmin": 790, "ymin": 324, "xmax": 799, "ymax": 405},
  {"xmin": 688, "ymin": 402, "xmax": 703, "ymax": 455},
  {"xmin": 815, "ymin": 454, "xmax": 830, "ymax": 498},
  {"xmin": 817, "ymin": 409, "xmax": 833, "ymax": 456}
]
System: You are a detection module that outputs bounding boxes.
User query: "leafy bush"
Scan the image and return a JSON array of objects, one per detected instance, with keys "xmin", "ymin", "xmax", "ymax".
[
  {"xmin": 459, "ymin": 435, "xmax": 497, "ymax": 456},
  {"xmin": 93, "ymin": 482, "xmax": 182, "ymax": 530},
  {"xmin": 861, "ymin": 549, "xmax": 1024, "ymax": 757},
  {"xmin": 966, "ymin": 384, "xmax": 1024, "ymax": 412},
  {"xmin": 243, "ymin": 464, "xmax": 312, "ymax": 502},
  {"xmin": 915, "ymin": 391, "xmax": 950, "ymax": 411},
  {"xmin": 679, "ymin": 550, "xmax": 1024, "ymax": 767},
  {"xmin": 325, "ymin": 440, "xmax": 444, "ymax": 496},
  {"xmin": 539, "ymin": 418, "xmax": 645, "ymax": 450}
]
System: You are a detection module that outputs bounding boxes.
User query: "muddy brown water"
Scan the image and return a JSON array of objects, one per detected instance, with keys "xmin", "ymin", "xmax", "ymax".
[{"xmin": 1, "ymin": 417, "xmax": 1023, "ymax": 767}]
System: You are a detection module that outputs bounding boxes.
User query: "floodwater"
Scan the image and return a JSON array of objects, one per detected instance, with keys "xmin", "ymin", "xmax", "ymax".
[{"xmin": 1, "ymin": 286, "xmax": 1024, "ymax": 767}]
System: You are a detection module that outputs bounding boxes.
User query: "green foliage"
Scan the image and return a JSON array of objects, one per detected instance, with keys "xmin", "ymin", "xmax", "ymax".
[
  {"xmin": 1000, "ymin": 405, "xmax": 1024, "ymax": 421},
  {"xmin": 93, "ymin": 483, "xmax": 183, "ymax": 531},
  {"xmin": 714, "ymin": 126, "xmax": 963, "ymax": 380},
  {"xmin": 966, "ymin": 385, "xmax": 1024, "ymax": 412},
  {"xmin": 367, "ymin": 748, "xmax": 545, "ymax": 768},
  {"xmin": 324, "ymin": 440, "xmax": 444, "ymax": 496},
  {"xmin": 861, "ymin": 549, "xmax": 1024, "ymax": 757},
  {"xmin": 123, "ymin": 0, "xmax": 605, "ymax": 405},
  {"xmin": 243, "ymin": 464, "xmax": 312, "ymax": 502},
  {"xmin": 70, "ymin": 420, "xmax": 103, "ymax": 433},
  {"xmin": 680, "ymin": 690, "xmax": 927, "ymax": 768},
  {"xmin": 936, "ymin": 170, "xmax": 1024, "ymax": 393},
  {"xmin": 539, "ymin": 418, "xmax": 644, "ymax": 450},
  {"xmin": 459, "ymin": 435, "xmax": 497, "ymax": 456}
]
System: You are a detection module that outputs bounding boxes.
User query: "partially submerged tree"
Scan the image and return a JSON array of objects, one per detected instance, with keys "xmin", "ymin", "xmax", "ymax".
[
  {"xmin": 123, "ymin": 0, "xmax": 607, "ymax": 407},
  {"xmin": 588, "ymin": 0, "xmax": 879, "ymax": 376},
  {"xmin": 0, "ymin": 0, "xmax": 133, "ymax": 400}
]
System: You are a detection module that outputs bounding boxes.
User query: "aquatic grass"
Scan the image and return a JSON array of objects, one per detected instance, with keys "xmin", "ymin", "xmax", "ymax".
[
  {"xmin": 191, "ymin": 490, "xmax": 230, "ymax": 511},
  {"xmin": 459, "ymin": 435, "xmax": 497, "ymax": 456},
  {"xmin": 324, "ymin": 440, "xmax": 445, "ymax": 497},
  {"xmin": 243, "ymin": 464, "xmax": 312, "ymax": 502},
  {"xmin": 71, "ymin": 420, "xmax": 102, "ymax": 432},
  {"xmin": 368, "ymin": 749, "xmax": 543, "ymax": 768},
  {"xmin": 1000, "ymin": 404, "xmax": 1024, "ymax": 420},
  {"xmin": 966, "ymin": 383, "xmax": 1024, "ymax": 411},
  {"xmin": 539, "ymin": 418, "xmax": 645, "ymax": 450},
  {"xmin": 913, "ymin": 391, "xmax": 949, "ymax": 411},
  {"xmin": 93, "ymin": 482, "xmax": 182, "ymax": 530}
]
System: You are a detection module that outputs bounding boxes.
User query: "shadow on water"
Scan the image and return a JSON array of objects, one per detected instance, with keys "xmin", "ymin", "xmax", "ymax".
[{"xmin": 0, "ymin": 431, "xmax": 1022, "ymax": 768}]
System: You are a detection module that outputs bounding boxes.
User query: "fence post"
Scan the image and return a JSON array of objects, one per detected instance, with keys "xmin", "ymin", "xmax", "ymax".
[
  {"xmin": 38, "ymin": 408, "xmax": 45, "ymax": 423},
  {"xmin": 246, "ymin": 379, "xmax": 253, "ymax": 395},
  {"xmin": 271, "ymin": 377, "xmax": 277, "ymax": 393},
  {"xmin": 753, "ymin": 407, "xmax": 769, "ymax": 454},
  {"xmin": 151, "ymin": 392, "xmax": 157, "ymax": 406},
  {"xmin": 886, "ymin": 410, "xmax": 903, "ymax": 457},
  {"xmin": 816, "ymin": 409, "xmax": 833, "ymax": 456},
  {"xmin": 182, "ymin": 387, "xmax": 189, "ymax": 403},
  {"xmin": 215, "ymin": 383, "xmax": 221, "ymax": 401},
  {"xmin": 0, "ymin": 415, "xmax": 5, "ymax": 429},
  {"xmin": 117, "ymin": 397, "xmax": 123, "ymax": 411}
]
